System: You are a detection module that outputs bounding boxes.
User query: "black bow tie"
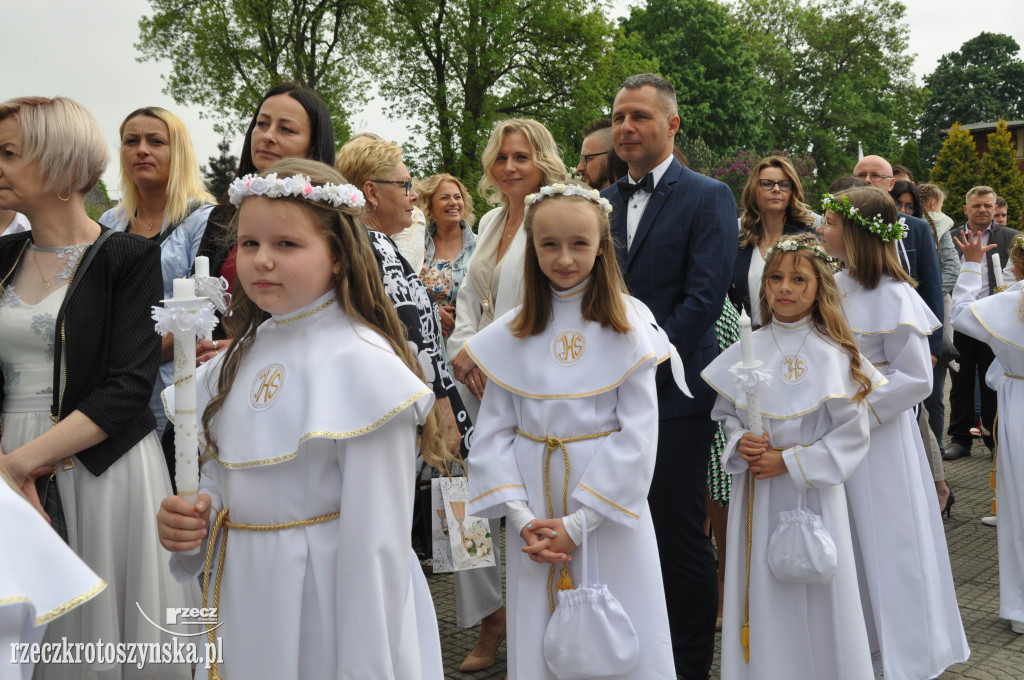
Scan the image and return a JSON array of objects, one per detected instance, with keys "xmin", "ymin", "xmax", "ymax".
[{"xmin": 618, "ymin": 172, "xmax": 655, "ymax": 199}]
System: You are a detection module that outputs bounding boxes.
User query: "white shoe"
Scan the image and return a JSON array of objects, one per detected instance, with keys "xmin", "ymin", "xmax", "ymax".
[
  {"xmin": 981, "ymin": 515, "xmax": 998, "ymax": 526},
  {"xmin": 1011, "ymin": 620, "xmax": 1024, "ymax": 634}
]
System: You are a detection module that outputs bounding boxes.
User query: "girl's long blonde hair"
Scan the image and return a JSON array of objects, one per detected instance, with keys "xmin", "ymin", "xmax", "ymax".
[
  {"xmin": 200, "ymin": 159, "xmax": 453, "ymax": 472},
  {"xmin": 759, "ymin": 233, "xmax": 872, "ymax": 402},
  {"xmin": 833, "ymin": 186, "xmax": 915, "ymax": 289}
]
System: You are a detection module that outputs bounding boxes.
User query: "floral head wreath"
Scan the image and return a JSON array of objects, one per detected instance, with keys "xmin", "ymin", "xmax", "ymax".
[
  {"xmin": 524, "ymin": 183, "xmax": 613, "ymax": 214},
  {"xmin": 1012, "ymin": 232, "xmax": 1024, "ymax": 252},
  {"xmin": 764, "ymin": 239, "xmax": 841, "ymax": 272},
  {"xmin": 228, "ymin": 172, "xmax": 365, "ymax": 209},
  {"xmin": 820, "ymin": 192, "xmax": 905, "ymax": 242}
]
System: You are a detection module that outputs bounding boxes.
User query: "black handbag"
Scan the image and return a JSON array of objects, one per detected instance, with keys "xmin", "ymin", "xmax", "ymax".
[{"xmin": 34, "ymin": 228, "xmax": 116, "ymax": 543}]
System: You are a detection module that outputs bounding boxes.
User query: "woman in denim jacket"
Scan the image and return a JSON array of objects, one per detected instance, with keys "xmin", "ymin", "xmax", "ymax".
[{"xmin": 419, "ymin": 173, "xmax": 478, "ymax": 340}]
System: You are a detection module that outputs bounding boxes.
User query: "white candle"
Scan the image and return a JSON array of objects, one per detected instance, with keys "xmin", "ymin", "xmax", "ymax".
[
  {"xmin": 194, "ymin": 256, "xmax": 210, "ymax": 279},
  {"xmin": 993, "ymin": 254, "xmax": 1004, "ymax": 289},
  {"xmin": 173, "ymin": 277, "xmax": 193, "ymax": 299},
  {"xmin": 738, "ymin": 308, "xmax": 756, "ymax": 367}
]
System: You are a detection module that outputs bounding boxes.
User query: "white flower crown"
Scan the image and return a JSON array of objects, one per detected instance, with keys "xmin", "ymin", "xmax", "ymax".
[
  {"xmin": 524, "ymin": 183, "xmax": 613, "ymax": 214},
  {"xmin": 228, "ymin": 173, "xmax": 365, "ymax": 209},
  {"xmin": 820, "ymin": 192, "xmax": 905, "ymax": 242},
  {"xmin": 765, "ymin": 239, "xmax": 840, "ymax": 271}
]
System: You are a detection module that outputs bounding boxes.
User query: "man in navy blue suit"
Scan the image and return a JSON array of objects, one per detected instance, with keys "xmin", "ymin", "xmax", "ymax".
[{"xmin": 601, "ymin": 74, "xmax": 737, "ymax": 680}]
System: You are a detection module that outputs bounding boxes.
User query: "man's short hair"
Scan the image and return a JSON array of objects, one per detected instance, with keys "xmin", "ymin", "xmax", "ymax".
[
  {"xmin": 891, "ymin": 163, "xmax": 914, "ymax": 181},
  {"xmin": 582, "ymin": 117, "xmax": 611, "ymax": 138},
  {"xmin": 966, "ymin": 185, "xmax": 996, "ymax": 202},
  {"xmin": 619, "ymin": 73, "xmax": 678, "ymax": 117},
  {"xmin": 996, "ymin": 195, "xmax": 1008, "ymax": 208},
  {"xmin": 829, "ymin": 175, "xmax": 869, "ymax": 193}
]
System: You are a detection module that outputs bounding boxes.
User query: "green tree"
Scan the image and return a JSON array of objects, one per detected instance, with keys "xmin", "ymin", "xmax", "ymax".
[
  {"xmin": 621, "ymin": 0, "xmax": 765, "ymax": 156},
  {"xmin": 920, "ymin": 33, "xmax": 1024, "ymax": 166},
  {"xmin": 203, "ymin": 138, "xmax": 240, "ymax": 200},
  {"xmin": 370, "ymin": 0, "xmax": 651, "ymax": 186},
  {"xmin": 733, "ymin": 0, "xmax": 922, "ymax": 184},
  {"xmin": 929, "ymin": 122, "xmax": 980, "ymax": 223},
  {"xmin": 896, "ymin": 139, "xmax": 924, "ymax": 184},
  {"xmin": 979, "ymin": 119, "xmax": 1024, "ymax": 231},
  {"xmin": 136, "ymin": 0, "xmax": 379, "ymax": 137}
]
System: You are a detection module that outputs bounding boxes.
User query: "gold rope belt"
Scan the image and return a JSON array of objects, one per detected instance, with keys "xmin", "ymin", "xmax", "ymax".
[
  {"xmin": 202, "ymin": 508, "xmax": 340, "ymax": 679},
  {"xmin": 515, "ymin": 428, "xmax": 620, "ymax": 612},
  {"xmin": 1005, "ymin": 372, "xmax": 1024, "ymax": 380}
]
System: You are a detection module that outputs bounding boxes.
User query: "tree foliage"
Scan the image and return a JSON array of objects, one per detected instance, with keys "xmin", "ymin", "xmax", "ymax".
[
  {"xmin": 621, "ymin": 0, "xmax": 764, "ymax": 157},
  {"xmin": 136, "ymin": 0, "xmax": 379, "ymax": 138},
  {"xmin": 929, "ymin": 122, "xmax": 980, "ymax": 223},
  {"xmin": 710, "ymin": 149, "xmax": 818, "ymax": 207},
  {"xmin": 203, "ymin": 138, "xmax": 240, "ymax": 200},
  {"xmin": 979, "ymin": 119, "xmax": 1024, "ymax": 231},
  {"xmin": 732, "ymin": 0, "xmax": 922, "ymax": 185},
  {"xmin": 369, "ymin": 0, "xmax": 651, "ymax": 186},
  {"xmin": 896, "ymin": 139, "xmax": 924, "ymax": 184},
  {"xmin": 920, "ymin": 32, "xmax": 1024, "ymax": 166}
]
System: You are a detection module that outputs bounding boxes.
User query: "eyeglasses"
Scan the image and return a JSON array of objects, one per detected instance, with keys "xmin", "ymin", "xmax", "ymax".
[
  {"xmin": 372, "ymin": 179, "xmax": 414, "ymax": 196},
  {"xmin": 579, "ymin": 151, "xmax": 609, "ymax": 167},
  {"xmin": 854, "ymin": 172, "xmax": 893, "ymax": 181},
  {"xmin": 895, "ymin": 201, "xmax": 916, "ymax": 214},
  {"xmin": 758, "ymin": 179, "xmax": 794, "ymax": 192}
]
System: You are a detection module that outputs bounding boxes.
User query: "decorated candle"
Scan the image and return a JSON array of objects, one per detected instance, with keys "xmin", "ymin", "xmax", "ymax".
[{"xmin": 993, "ymin": 254, "xmax": 1004, "ymax": 289}]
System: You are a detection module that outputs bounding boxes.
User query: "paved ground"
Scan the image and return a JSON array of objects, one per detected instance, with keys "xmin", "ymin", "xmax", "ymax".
[{"xmin": 426, "ymin": 433, "xmax": 1024, "ymax": 679}]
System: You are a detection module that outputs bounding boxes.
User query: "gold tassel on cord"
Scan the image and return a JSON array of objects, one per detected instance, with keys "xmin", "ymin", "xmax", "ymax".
[
  {"xmin": 556, "ymin": 565, "xmax": 574, "ymax": 591},
  {"xmin": 742, "ymin": 469, "xmax": 755, "ymax": 663},
  {"xmin": 991, "ymin": 413, "xmax": 999, "ymax": 515}
]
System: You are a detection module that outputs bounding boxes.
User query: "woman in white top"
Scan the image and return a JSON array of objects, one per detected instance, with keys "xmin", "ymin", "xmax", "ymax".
[{"xmin": 446, "ymin": 118, "xmax": 566, "ymax": 672}]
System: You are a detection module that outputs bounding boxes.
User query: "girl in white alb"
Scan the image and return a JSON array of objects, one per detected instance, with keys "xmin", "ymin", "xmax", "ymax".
[
  {"xmin": 156, "ymin": 159, "xmax": 452, "ymax": 679},
  {"xmin": 702, "ymin": 233, "xmax": 881, "ymax": 679},
  {"xmin": 818, "ymin": 187, "xmax": 969, "ymax": 679},
  {"xmin": 951, "ymin": 230, "xmax": 1024, "ymax": 635},
  {"xmin": 466, "ymin": 184, "xmax": 682, "ymax": 679}
]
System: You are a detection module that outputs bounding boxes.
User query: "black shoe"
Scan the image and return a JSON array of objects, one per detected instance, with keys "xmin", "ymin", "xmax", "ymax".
[
  {"xmin": 942, "ymin": 491, "xmax": 955, "ymax": 519},
  {"xmin": 942, "ymin": 443, "xmax": 971, "ymax": 461}
]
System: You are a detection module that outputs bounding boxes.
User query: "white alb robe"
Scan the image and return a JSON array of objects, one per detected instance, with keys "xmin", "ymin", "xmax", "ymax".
[
  {"xmin": 166, "ymin": 292, "xmax": 443, "ymax": 680},
  {"xmin": 951, "ymin": 263, "xmax": 1024, "ymax": 627},
  {"xmin": 702, "ymin": 318, "xmax": 881, "ymax": 679},
  {"xmin": 838, "ymin": 272, "xmax": 969, "ymax": 679},
  {"xmin": 466, "ymin": 283, "xmax": 676, "ymax": 680}
]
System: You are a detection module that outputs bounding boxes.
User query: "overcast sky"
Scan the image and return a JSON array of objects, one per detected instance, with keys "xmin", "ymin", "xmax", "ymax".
[{"xmin": 6, "ymin": 0, "xmax": 1023, "ymax": 199}]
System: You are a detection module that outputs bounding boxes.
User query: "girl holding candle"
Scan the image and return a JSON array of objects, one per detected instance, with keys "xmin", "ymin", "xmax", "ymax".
[
  {"xmin": 156, "ymin": 159, "xmax": 450, "ymax": 678},
  {"xmin": 818, "ymin": 187, "xmax": 969, "ymax": 679},
  {"xmin": 701, "ymin": 232, "xmax": 882, "ymax": 679},
  {"xmin": 466, "ymin": 183, "xmax": 682, "ymax": 679},
  {"xmin": 950, "ymin": 230, "xmax": 1024, "ymax": 635}
]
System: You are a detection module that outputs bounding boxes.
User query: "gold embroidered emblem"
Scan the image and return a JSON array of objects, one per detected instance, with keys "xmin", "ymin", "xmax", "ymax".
[
  {"xmin": 778, "ymin": 354, "xmax": 808, "ymax": 385},
  {"xmin": 249, "ymin": 364, "xmax": 285, "ymax": 410},
  {"xmin": 552, "ymin": 329, "xmax": 586, "ymax": 366}
]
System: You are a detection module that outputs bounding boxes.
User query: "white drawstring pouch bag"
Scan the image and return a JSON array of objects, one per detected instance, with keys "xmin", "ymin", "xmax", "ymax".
[
  {"xmin": 767, "ymin": 490, "xmax": 838, "ymax": 585},
  {"xmin": 542, "ymin": 513, "xmax": 639, "ymax": 679}
]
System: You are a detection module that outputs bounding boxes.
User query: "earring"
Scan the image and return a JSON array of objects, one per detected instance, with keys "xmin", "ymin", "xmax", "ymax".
[{"xmin": 57, "ymin": 189, "xmax": 72, "ymax": 202}]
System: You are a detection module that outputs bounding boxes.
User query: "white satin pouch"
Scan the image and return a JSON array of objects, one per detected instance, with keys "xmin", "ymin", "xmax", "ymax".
[{"xmin": 767, "ymin": 491, "xmax": 838, "ymax": 585}]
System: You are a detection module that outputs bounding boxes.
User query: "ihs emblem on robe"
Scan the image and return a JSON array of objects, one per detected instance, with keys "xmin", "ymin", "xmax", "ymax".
[
  {"xmin": 778, "ymin": 354, "xmax": 808, "ymax": 385},
  {"xmin": 249, "ymin": 363, "xmax": 285, "ymax": 410},
  {"xmin": 552, "ymin": 329, "xmax": 586, "ymax": 366}
]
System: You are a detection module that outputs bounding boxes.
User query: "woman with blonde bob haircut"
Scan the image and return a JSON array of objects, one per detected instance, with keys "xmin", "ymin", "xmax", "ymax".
[
  {"xmin": 445, "ymin": 117, "xmax": 566, "ymax": 672},
  {"xmin": 0, "ymin": 96, "xmax": 193, "ymax": 678},
  {"xmin": 100, "ymin": 106, "xmax": 216, "ymax": 436},
  {"xmin": 730, "ymin": 155, "xmax": 816, "ymax": 326}
]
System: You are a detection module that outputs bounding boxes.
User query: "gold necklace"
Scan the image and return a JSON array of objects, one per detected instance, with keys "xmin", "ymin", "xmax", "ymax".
[
  {"xmin": 32, "ymin": 249, "xmax": 54, "ymax": 288},
  {"xmin": 769, "ymin": 319, "xmax": 813, "ymax": 384}
]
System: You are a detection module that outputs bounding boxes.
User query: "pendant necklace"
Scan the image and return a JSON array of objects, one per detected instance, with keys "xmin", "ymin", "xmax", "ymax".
[{"xmin": 770, "ymin": 320, "xmax": 813, "ymax": 385}]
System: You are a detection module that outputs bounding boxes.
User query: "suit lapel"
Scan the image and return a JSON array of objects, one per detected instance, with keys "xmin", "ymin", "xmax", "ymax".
[
  {"xmin": 625, "ymin": 160, "xmax": 683, "ymax": 270},
  {"xmin": 607, "ymin": 186, "xmax": 629, "ymax": 271}
]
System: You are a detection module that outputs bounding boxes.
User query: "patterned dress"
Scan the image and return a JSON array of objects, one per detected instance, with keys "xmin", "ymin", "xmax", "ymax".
[{"xmin": 708, "ymin": 299, "xmax": 741, "ymax": 505}]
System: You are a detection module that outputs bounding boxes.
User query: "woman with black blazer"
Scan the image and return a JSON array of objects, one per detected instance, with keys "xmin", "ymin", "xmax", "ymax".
[
  {"xmin": 0, "ymin": 96, "xmax": 192, "ymax": 678},
  {"xmin": 729, "ymin": 155, "xmax": 817, "ymax": 326}
]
